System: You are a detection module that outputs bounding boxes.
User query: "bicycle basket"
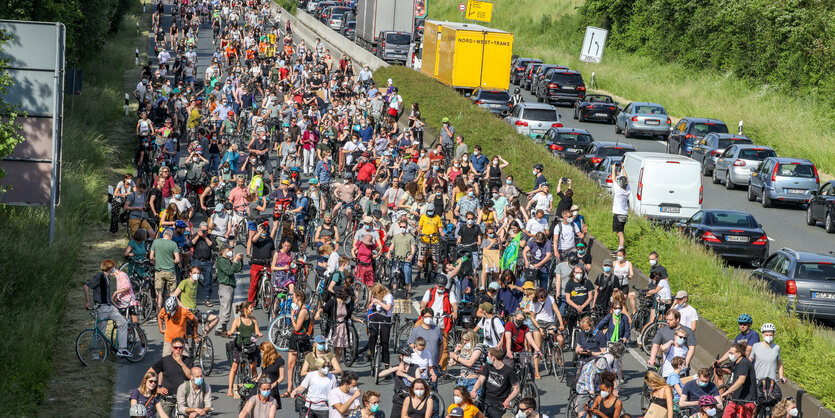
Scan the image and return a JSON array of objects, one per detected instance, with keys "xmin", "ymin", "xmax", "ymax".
[
  {"xmin": 241, "ymin": 342, "xmax": 258, "ymax": 354},
  {"xmin": 393, "ymin": 298, "xmax": 411, "ymax": 314}
]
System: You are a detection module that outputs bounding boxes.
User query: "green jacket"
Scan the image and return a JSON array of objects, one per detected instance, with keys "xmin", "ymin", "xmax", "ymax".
[{"xmin": 215, "ymin": 256, "xmax": 243, "ymax": 287}]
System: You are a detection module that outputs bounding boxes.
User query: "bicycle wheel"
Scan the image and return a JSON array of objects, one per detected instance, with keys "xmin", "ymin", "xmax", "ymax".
[
  {"xmin": 551, "ymin": 340, "xmax": 566, "ymax": 382},
  {"xmin": 293, "ymin": 356, "xmax": 304, "ymax": 386},
  {"xmin": 640, "ymin": 383, "xmax": 651, "ymax": 412},
  {"xmin": 262, "ymin": 277, "xmax": 274, "ymax": 316},
  {"xmin": 569, "ymin": 328, "xmax": 580, "ymax": 367},
  {"xmin": 431, "ymin": 392, "xmax": 445, "ymax": 418},
  {"xmin": 268, "ymin": 314, "xmax": 293, "ymax": 351},
  {"xmin": 630, "ymin": 309, "xmax": 648, "ymax": 344},
  {"xmin": 199, "ymin": 337, "xmax": 215, "ymax": 376},
  {"xmin": 344, "ymin": 323, "xmax": 359, "ymax": 367},
  {"xmin": 565, "ymin": 391, "xmax": 578, "ymax": 418},
  {"xmin": 521, "ymin": 381, "xmax": 539, "ymax": 414},
  {"xmin": 76, "ymin": 329, "xmax": 108, "ymax": 366},
  {"xmin": 353, "ymin": 281, "xmax": 369, "ymax": 308},
  {"xmin": 125, "ymin": 324, "xmax": 148, "ymax": 363},
  {"xmin": 137, "ymin": 290, "xmax": 155, "ymax": 324},
  {"xmin": 238, "ymin": 359, "xmax": 252, "ymax": 384},
  {"xmin": 641, "ymin": 322, "xmax": 663, "ymax": 356},
  {"xmin": 373, "ymin": 345, "xmax": 383, "ymax": 384}
]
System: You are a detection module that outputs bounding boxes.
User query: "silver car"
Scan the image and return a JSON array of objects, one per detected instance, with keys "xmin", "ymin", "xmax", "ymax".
[
  {"xmin": 748, "ymin": 157, "xmax": 820, "ymax": 207},
  {"xmin": 588, "ymin": 156, "xmax": 623, "ymax": 192},
  {"xmin": 615, "ymin": 102, "xmax": 671, "ymax": 139},
  {"xmin": 712, "ymin": 144, "xmax": 777, "ymax": 189},
  {"xmin": 306, "ymin": 1, "xmax": 320, "ymax": 13},
  {"xmin": 506, "ymin": 102, "xmax": 562, "ymax": 140}
]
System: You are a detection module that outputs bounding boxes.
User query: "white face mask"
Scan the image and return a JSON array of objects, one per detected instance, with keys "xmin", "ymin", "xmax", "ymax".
[
  {"xmin": 320, "ymin": 367, "xmax": 329, "ymax": 375},
  {"xmin": 728, "ymin": 353, "xmax": 737, "ymax": 362},
  {"xmin": 225, "ymin": 251, "xmax": 233, "ymax": 258},
  {"xmin": 515, "ymin": 410, "xmax": 527, "ymax": 418},
  {"xmin": 788, "ymin": 408, "xmax": 798, "ymax": 417},
  {"xmin": 649, "ymin": 259, "xmax": 657, "ymax": 266},
  {"xmin": 600, "ymin": 391, "xmax": 610, "ymax": 399},
  {"xmin": 617, "ymin": 256, "xmax": 625, "ymax": 261},
  {"xmin": 613, "ymin": 309, "xmax": 621, "ymax": 316},
  {"xmin": 574, "ymin": 273, "xmax": 583, "ymax": 280},
  {"xmin": 191, "ymin": 273, "xmax": 200, "ymax": 281},
  {"xmin": 349, "ymin": 386, "xmax": 358, "ymax": 393},
  {"xmin": 763, "ymin": 336, "xmax": 774, "ymax": 343},
  {"xmin": 423, "ymin": 317, "xmax": 433, "ymax": 326},
  {"xmin": 453, "ymin": 396, "xmax": 463, "ymax": 405},
  {"xmin": 414, "ymin": 390, "xmax": 425, "ymax": 398},
  {"xmin": 706, "ymin": 408, "xmax": 717, "ymax": 417}
]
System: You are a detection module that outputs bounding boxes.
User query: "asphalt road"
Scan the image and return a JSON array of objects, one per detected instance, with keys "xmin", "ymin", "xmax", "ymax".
[
  {"xmin": 111, "ymin": 6, "xmax": 653, "ymax": 417},
  {"xmin": 508, "ymin": 81, "xmax": 833, "ymax": 264}
]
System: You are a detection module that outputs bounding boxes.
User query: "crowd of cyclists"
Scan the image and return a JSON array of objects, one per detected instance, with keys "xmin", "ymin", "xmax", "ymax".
[{"xmin": 83, "ymin": 1, "xmax": 799, "ymax": 417}]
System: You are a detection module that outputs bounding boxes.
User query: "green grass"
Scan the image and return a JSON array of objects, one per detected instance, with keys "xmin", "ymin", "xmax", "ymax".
[
  {"xmin": 274, "ymin": 0, "xmax": 297, "ymax": 14},
  {"xmin": 0, "ymin": 3, "xmax": 142, "ymax": 415},
  {"xmin": 425, "ymin": 0, "xmax": 835, "ymax": 177},
  {"xmin": 375, "ymin": 65, "xmax": 835, "ymax": 409}
]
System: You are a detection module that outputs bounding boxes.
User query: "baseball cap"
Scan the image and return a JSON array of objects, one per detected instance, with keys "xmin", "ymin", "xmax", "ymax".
[
  {"xmin": 675, "ymin": 290, "xmax": 689, "ymax": 299},
  {"xmin": 362, "ymin": 215, "xmax": 373, "ymax": 223},
  {"xmin": 314, "ymin": 335, "xmax": 326, "ymax": 344},
  {"xmin": 281, "ymin": 179, "xmax": 290, "ymax": 185},
  {"xmin": 603, "ymin": 259, "xmax": 613, "ymax": 267},
  {"xmin": 307, "ymin": 178, "xmax": 319, "ymax": 184},
  {"xmin": 442, "ymin": 117, "xmax": 450, "ymax": 123},
  {"xmin": 449, "ymin": 407, "xmax": 465, "ymax": 417},
  {"xmin": 387, "ymin": 78, "xmax": 393, "ymax": 84},
  {"xmin": 479, "ymin": 302, "xmax": 494, "ymax": 313},
  {"xmin": 488, "ymin": 282, "xmax": 501, "ymax": 291},
  {"xmin": 214, "ymin": 203, "xmax": 224, "ymax": 212}
]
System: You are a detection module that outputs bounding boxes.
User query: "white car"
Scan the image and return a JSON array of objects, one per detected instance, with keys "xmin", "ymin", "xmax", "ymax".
[{"xmin": 506, "ymin": 102, "xmax": 562, "ymax": 140}]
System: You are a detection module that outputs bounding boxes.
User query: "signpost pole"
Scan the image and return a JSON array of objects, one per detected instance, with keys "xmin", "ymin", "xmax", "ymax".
[{"xmin": 48, "ymin": 24, "xmax": 65, "ymax": 246}]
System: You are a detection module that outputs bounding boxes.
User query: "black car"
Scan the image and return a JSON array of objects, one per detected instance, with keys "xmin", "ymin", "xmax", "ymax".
[
  {"xmin": 510, "ymin": 58, "xmax": 541, "ymax": 85},
  {"xmin": 535, "ymin": 70, "xmax": 586, "ymax": 106},
  {"xmin": 806, "ymin": 180, "xmax": 835, "ymax": 233},
  {"xmin": 667, "ymin": 117, "xmax": 729, "ymax": 156},
  {"xmin": 531, "ymin": 64, "xmax": 568, "ymax": 95},
  {"xmin": 752, "ymin": 248, "xmax": 835, "ymax": 321},
  {"xmin": 468, "ymin": 89, "xmax": 512, "ymax": 117},
  {"xmin": 575, "ymin": 141, "xmax": 636, "ymax": 172},
  {"xmin": 522, "ymin": 62, "xmax": 543, "ymax": 91},
  {"xmin": 677, "ymin": 209, "xmax": 769, "ymax": 266},
  {"xmin": 573, "ymin": 94, "xmax": 618, "ymax": 123},
  {"xmin": 690, "ymin": 133, "xmax": 753, "ymax": 176},
  {"xmin": 545, "ymin": 127, "xmax": 594, "ymax": 161},
  {"xmin": 315, "ymin": 2, "xmax": 337, "ymax": 19},
  {"xmin": 341, "ymin": 20, "xmax": 356, "ymax": 41}
]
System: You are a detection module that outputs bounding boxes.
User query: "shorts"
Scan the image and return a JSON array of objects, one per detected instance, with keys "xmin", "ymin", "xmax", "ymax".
[
  {"xmin": 417, "ymin": 242, "xmax": 440, "ymax": 263},
  {"xmin": 576, "ymin": 393, "xmax": 594, "ymax": 415},
  {"xmin": 536, "ymin": 319, "xmax": 556, "ymax": 331},
  {"xmin": 155, "ymin": 270, "xmax": 177, "ymax": 295},
  {"xmin": 247, "ymin": 220, "xmax": 258, "ymax": 231},
  {"xmin": 339, "ymin": 201, "xmax": 356, "ymax": 210},
  {"xmin": 612, "ymin": 214, "xmax": 627, "ymax": 233},
  {"xmin": 288, "ymin": 333, "xmax": 311, "ymax": 353},
  {"xmin": 232, "ymin": 343, "xmax": 261, "ymax": 364}
]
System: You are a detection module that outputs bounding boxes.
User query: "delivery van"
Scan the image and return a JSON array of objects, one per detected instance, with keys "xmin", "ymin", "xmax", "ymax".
[{"xmin": 622, "ymin": 152, "xmax": 703, "ymax": 222}]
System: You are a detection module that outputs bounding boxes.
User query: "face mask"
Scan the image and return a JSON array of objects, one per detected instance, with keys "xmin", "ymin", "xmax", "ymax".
[
  {"xmin": 603, "ymin": 266, "xmax": 612, "ymax": 273},
  {"xmin": 697, "ymin": 380, "xmax": 708, "ymax": 388},
  {"xmin": 433, "ymin": 166, "xmax": 439, "ymax": 171},
  {"xmin": 225, "ymin": 251, "xmax": 234, "ymax": 258},
  {"xmin": 486, "ymin": 356, "xmax": 493, "ymax": 365},
  {"xmin": 467, "ymin": 219, "xmax": 475, "ymax": 226},
  {"xmin": 706, "ymin": 408, "xmax": 717, "ymax": 417},
  {"xmin": 676, "ymin": 337, "xmax": 686, "ymax": 345},
  {"xmin": 649, "ymin": 259, "xmax": 657, "ymax": 266},
  {"xmin": 317, "ymin": 343, "xmax": 326, "ymax": 351},
  {"xmin": 260, "ymin": 390, "xmax": 271, "ymax": 397},
  {"xmin": 364, "ymin": 225, "xmax": 371, "ymax": 231},
  {"xmin": 789, "ymin": 408, "xmax": 798, "ymax": 417},
  {"xmin": 370, "ymin": 404, "xmax": 380, "ymax": 413},
  {"xmin": 574, "ymin": 273, "xmax": 583, "ymax": 280},
  {"xmin": 493, "ymin": 161, "xmax": 498, "ymax": 166},
  {"xmin": 600, "ymin": 391, "xmax": 610, "ymax": 399},
  {"xmin": 532, "ymin": 170, "xmax": 537, "ymax": 176},
  {"xmin": 488, "ymin": 233, "xmax": 496, "ymax": 238},
  {"xmin": 349, "ymin": 385, "xmax": 359, "ymax": 393},
  {"xmin": 613, "ymin": 309, "xmax": 621, "ymax": 316},
  {"xmin": 578, "ymin": 250, "xmax": 586, "ymax": 256},
  {"xmin": 474, "ymin": 151, "xmax": 480, "ymax": 156},
  {"xmin": 764, "ymin": 336, "xmax": 774, "ymax": 343},
  {"xmin": 454, "ymin": 163, "xmax": 460, "ymax": 168},
  {"xmin": 174, "ymin": 194, "xmax": 182, "ymax": 200},
  {"xmin": 454, "ymin": 396, "xmax": 463, "ymax": 405},
  {"xmin": 193, "ymin": 377, "xmax": 203, "ymax": 386},
  {"xmin": 191, "ymin": 273, "xmax": 200, "ymax": 281},
  {"xmin": 728, "ymin": 353, "xmax": 737, "ymax": 362},
  {"xmin": 423, "ymin": 317, "xmax": 433, "ymax": 326},
  {"xmin": 514, "ymin": 319, "xmax": 524, "ymax": 328},
  {"xmin": 506, "ymin": 179, "xmax": 512, "ymax": 185},
  {"xmin": 516, "ymin": 411, "xmax": 527, "ymax": 418},
  {"xmin": 426, "ymin": 211, "xmax": 434, "ymax": 217},
  {"xmin": 467, "ymin": 191, "xmax": 474, "ymax": 198},
  {"xmin": 617, "ymin": 256, "xmax": 625, "ymax": 261},
  {"xmin": 414, "ymin": 390, "xmax": 425, "ymax": 398},
  {"xmin": 260, "ymin": 232, "xmax": 267, "ymax": 238},
  {"xmin": 320, "ymin": 367, "xmax": 329, "ymax": 375}
]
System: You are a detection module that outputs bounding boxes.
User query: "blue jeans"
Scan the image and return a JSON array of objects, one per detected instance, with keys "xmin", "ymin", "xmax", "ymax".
[
  {"xmin": 399, "ymin": 261, "xmax": 413, "ymax": 284},
  {"xmin": 557, "ymin": 295, "xmax": 567, "ymax": 316},
  {"xmin": 208, "ymin": 152, "xmax": 220, "ymax": 172},
  {"xmin": 458, "ymin": 376, "xmax": 480, "ymax": 395},
  {"xmin": 536, "ymin": 269, "xmax": 549, "ymax": 290},
  {"xmin": 193, "ymin": 259, "xmax": 214, "ymax": 301}
]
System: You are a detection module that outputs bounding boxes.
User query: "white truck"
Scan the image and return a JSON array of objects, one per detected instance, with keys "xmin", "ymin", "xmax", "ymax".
[
  {"xmin": 355, "ymin": 0, "xmax": 416, "ymax": 62},
  {"xmin": 621, "ymin": 152, "xmax": 703, "ymax": 222}
]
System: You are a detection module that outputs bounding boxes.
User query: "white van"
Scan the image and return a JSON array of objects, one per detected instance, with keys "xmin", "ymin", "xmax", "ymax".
[{"xmin": 622, "ymin": 152, "xmax": 703, "ymax": 222}]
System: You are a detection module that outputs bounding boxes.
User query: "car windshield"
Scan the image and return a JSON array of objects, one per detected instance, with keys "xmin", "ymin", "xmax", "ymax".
[
  {"xmin": 705, "ymin": 212, "xmax": 758, "ymax": 228},
  {"xmin": 478, "ymin": 91, "xmax": 510, "ymax": 101},
  {"xmin": 550, "ymin": 72, "xmax": 584, "ymax": 85},
  {"xmin": 586, "ymin": 96, "xmax": 613, "ymax": 103},
  {"xmin": 386, "ymin": 33, "xmax": 411, "ymax": 44},
  {"xmin": 717, "ymin": 138, "xmax": 752, "ymax": 148},
  {"xmin": 554, "ymin": 133, "xmax": 592, "ymax": 143},
  {"xmin": 598, "ymin": 147, "xmax": 632, "ymax": 158},
  {"xmin": 522, "ymin": 109, "xmax": 559, "ymax": 121},
  {"xmin": 776, "ymin": 163, "xmax": 816, "ymax": 178},
  {"xmin": 634, "ymin": 105, "xmax": 666, "ymax": 115},
  {"xmin": 692, "ymin": 123, "xmax": 729, "ymax": 136},
  {"xmin": 331, "ymin": 7, "xmax": 350, "ymax": 14},
  {"xmin": 794, "ymin": 262, "xmax": 835, "ymax": 281},
  {"xmin": 739, "ymin": 148, "xmax": 776, "ymax": 160}
]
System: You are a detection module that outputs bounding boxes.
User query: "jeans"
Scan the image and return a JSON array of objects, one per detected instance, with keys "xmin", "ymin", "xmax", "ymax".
[
  {"xmin": 218, "ymin": 284, "xmax": 235, "ymax": 328},
  {"xmin": 458, "ymin": 376, "xmax": 480, "ymax": 395},
  {"xmin": 557, "ymin": 295, "xmax": 567, "ymax": 316},
  {"xmin": 208, "ymin": 152, "xmax": 220, "ymax": 172},
  {"xmin": 398, "ymin": 261, "xmax": 412, "ymax": 284},
  {"xmin": 193, "ymin": 259, "xmax": 214, "ymax": 301},
  {"xmin": 536, "ymin": 269, "xmax": 549, "ymax": 291},
  {"xmin": 96, "ymin": 304, "xmax": 128, "ymax": 350}
]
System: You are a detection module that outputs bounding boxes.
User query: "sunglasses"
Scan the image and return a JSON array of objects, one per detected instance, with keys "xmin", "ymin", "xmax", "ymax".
[
  {"xmin": 147, "ymin": 380, "xmax": 157, "ymax": 383},
  {"xmin": 172, "ymin": 346, "xmax": 185, "ymax": 350}
]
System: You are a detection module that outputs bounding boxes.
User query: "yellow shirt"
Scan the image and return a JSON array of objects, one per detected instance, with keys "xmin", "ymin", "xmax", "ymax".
[
  {"xmin": 448, "ymin": 403, "xmax": 480, "ymax": 418},
  {"xmin": 418, "ymin": 214, "xmax": 442, "ymax": 243}
]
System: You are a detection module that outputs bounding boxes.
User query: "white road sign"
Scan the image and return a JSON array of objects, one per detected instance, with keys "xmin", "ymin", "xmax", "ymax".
[{"xmin": 580, "ymin": 26, "xmax": 607, "ymax": 64}]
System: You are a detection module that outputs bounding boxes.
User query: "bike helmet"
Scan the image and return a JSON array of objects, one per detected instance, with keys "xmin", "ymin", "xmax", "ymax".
[
  {"xmin": 164, "ymin": 296, "xmax": 178, "ymax": 314},
  {"xmin": 129, "ymin": 404, "xmax": 148, "ymax": 418},
  {"xmin": 371, "ymin": 209, "xmax": 382, "ymax": 219},
  {"xmin": 699, "ymin": 396, "xmax": 718, "ymax": 407},
  {"xmin": 224, "ymin": 202, "xmax": 233, "ymax": 211},
  {"xmin": 255, "ymin": 165, "xmax": 266, "ymax": 174},
  {"xmin": 567, "ymin": 253, "xmax": 579, "ymax": 266},
  {"xmin": 737, "ymin": 313, "xmax": 753, "ymax": 324},
  {"xmin": 174, "ymin": 220, "xmax": 187, "ymax": 228},
  {"xmin": 533, "ymin": 163, "xmax": 544, "ymax": 171},
  {"xmin": 514, "ymin": 88, "xmax": 520, "ymax": 94},
  {"xmin": 760, "ymin": 323, "xmax": 776, "ymax": 333},
  {"xmin": 396, "ymin": 344, "xmax": 414, "ymax": 357}
]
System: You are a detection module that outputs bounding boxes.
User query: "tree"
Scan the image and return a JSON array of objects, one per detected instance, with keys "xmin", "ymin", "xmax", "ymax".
[{"xmin": 0, "ymin": 29, "xmax": 26, "ymax": 194}]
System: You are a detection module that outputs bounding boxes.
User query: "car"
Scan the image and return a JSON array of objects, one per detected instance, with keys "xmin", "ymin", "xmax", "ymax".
[
  {"xmin": 615, "ymin": 102, "xmax": 672, "ymax": 140},
  {"xmin": 535, "ymin": 70, "xmax": 586, "ymax": 105},
  {"xmin": 588, "ymin": 157, "xmax": 623, "ymax": 191},
  {"xmin": 377, "ymin": 31, "xmax": 411, "ymax": 63},
  {"xmin": 751, "ymin": 248, "xmax": 835, "ymax": 321},
  {"xmin": 506, "ymin": 102, "xmax": 562, "ymax": 140},
  {"xmin": 712, "ymin": 144, "xmax": 777, "ymax": 190},
  {"xmin": 315, "ymin": 2, "xmax": 337, "ymax": 19},
  {"xmin": 510, "ymin": 57, "xmax": 541, "ymax": 85},
  {"xmin": 575, "ymin": 141, "xmax": 636, "ymax": 172},
  {"xmin": 667, "ymin": 117, "xmax": 729, "ymax": 156},
  {"xmin": 468, "ymin": 89, "xmax": 512, "ymax": 117},
  {"xmin": 522, "ymin": 62, "xmax": 542, "ymax": 91},
  {"xmin": 622, "ymin": 152, "xmax": 703, "ymax": 222},
  {"xmin": 806, "ymin": 180, "xmax": 835, "ymax": 233},
  {"xmin": 324, "ymin": 6, "xmax": 351, "ymax": 30},
  {"xmin": 531, "ymin": 64, "xmax": 568, "ymax": 95},
  {"xmin": 691, "ymin": 133, "xmax": 753, "ymax": 176},
  {"xmin": 544, "ymin": 127, "xmax": 594, "ymax": 162},
  {"xmin": 306, "ymin": 0, "xmax": 321, "ymax": 13},
  {"xmin": 573, "ymin": 94, "xmax": 618, "ymax": 124},
  {"xmin": 678, "ymin": 209, "xmax": 769, "ymax": 266},
  {"xmin": 748, "ymin": 157, "xmax": 820, "ymax": 207},
  {"xmin": 341, "ymin": 20, "xmax": 356, "ymax": 41}
]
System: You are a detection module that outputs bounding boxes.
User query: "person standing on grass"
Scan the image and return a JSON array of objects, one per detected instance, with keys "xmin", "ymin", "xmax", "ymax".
[{"xmin": 611, "ymin": 164, "xmax": 629, "ymax": 252}]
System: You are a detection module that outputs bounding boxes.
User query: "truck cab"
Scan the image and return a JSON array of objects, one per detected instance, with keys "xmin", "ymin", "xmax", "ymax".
[{"xmin": 377, "ymin": 31, "xmax": 411, "ymax": 64}]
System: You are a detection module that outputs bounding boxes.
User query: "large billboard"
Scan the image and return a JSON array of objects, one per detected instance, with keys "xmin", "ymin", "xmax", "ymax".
[{"xmin": 415, "ymin": 0, "xmax": 427, "ymax": 18}]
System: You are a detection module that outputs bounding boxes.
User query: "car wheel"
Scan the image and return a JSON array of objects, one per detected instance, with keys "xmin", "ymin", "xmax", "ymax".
[
  {"xmin": 725, "ymin": 172, "xmax": 735, "ymax": 190},
  {"xmin": 712, "ymin": 168, "xmax": 721, "ymax": 184},
  {"xmin": 747, "ymin": 185, "xmax": 757, "ymax": 201},
  {"xmin": 624, "ymin": 126, "xmax": 631, "ymax": 138},
  {"xmin": 615, "ymin": 122, "xmax": 622, "ymax": 135},
  {"xmin": 806, "ymin": 205, "xmax": 816, "ymax": 225},
  {"xmin": 573, "ymin": 108, "xmax": 578, "ymax": 120},
  {"xmin": 762, "ymin": 192, "xmax": 772, "ymax": 208},
  {"xmin": 826, "ymin": 212, "xmax": 835, "ymax": 233},
  {"xmin": 702, "ymin": 161, "xmax": 711, "ymax": 177},
  {"xmin": 578, "ymin": 111, "xmax": 585, "ymax": 122}
]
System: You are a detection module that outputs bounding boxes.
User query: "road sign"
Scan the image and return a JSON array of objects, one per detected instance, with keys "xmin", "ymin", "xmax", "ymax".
[
  {"xmin": 458, "ymin": 3, "xmax": 466, "ymax": 11},
  {"xmin": 580, "ymin": 26, "xmax": 607, "ymax": 63},
  {"xmin": 466, "ymin": 0, "xmax": 493, "ymax": 23}
]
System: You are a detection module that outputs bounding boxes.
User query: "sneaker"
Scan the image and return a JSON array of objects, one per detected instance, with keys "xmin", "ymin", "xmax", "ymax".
[
  {"xmin": 116, "ymin": 349, "xmax": 133, "ymax": 357},
  {"xmin": 138, "ymin": 347, "xmax": 146, "ymax": 357},
  {"xmin": 204, "ymin": 300, "xmax": 213, "ymax": 307}
]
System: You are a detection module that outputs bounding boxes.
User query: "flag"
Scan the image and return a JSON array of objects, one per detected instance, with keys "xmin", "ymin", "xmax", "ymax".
[{"xmin": 500, "ymin": 232, "xmax": 522, "ymax": 271}]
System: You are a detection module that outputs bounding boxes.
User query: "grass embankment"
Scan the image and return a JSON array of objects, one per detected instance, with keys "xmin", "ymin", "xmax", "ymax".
[
  {"xmin": 426, "ymin": 0, "xmax": 835, "ymax": 177},
  {"xmin": 0, "ymin": 2, "xmax": 143, "ymax": 415},
  {"xmin": 274, "ymin": 0, "xmax": 297, "ymax": 13},
  {"xmin": 374, "ymin": 65, "xmax": 835, "ymax": 409}
]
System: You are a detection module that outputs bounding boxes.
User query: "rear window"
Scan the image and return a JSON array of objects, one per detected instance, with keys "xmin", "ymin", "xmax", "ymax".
[
  {"xmin": 550, "ymin": 73, "xmax": 584, "ymax": 85},
  {"xmin": 738, "ymin": 149, "xmax": 776, "ymax": 160},
  {"xmin": 598, "ymin": 147, "xmax": 632, "ymax": 158},
  {"xmin": 331, "ymin": 7, "xmax": 350, "ymax": 14},
  {"xmin": 634, "ymin": 105, "xmax": 666, "ymax": 115},
  {"xmin": 554, "ymin": 133, "xmax": 592, "ymax": 143},
  {"xmin": 522, "ymin": 109, "xmax": 558, "ymax": 121},
  {"xmin": 776, "ymin": 163, "xmax": 815, "ymax": 178},
  {"xmin": 705, "ymin": 212, "xmax": 758, "ymax": 228},
  {"xmin": 478, "ymin": 91, "xmax": 510, "ymax": 101},
  {"xmin": 794, "ymin": 262, "xmax": 835, "ymax": 280},
  {"xmin": 717, "ymin": 137, "xmax": 752, "ymax": 148},
  {"xmin": 386, "ymin": 33, "xmax": 411, "ymax": 44},
  {"xmin": 691, "ymin": 123, "xmax": 729, "ymax": 136}
]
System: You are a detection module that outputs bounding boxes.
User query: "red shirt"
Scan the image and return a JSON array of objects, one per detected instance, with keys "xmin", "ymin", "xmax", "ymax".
[
  {"xmin": 503, "ymin": 321, "xmax": 530, "ymax": 352},
  {"xmin": 356, "ymin": 161, "xmax": 376, "ymax": 182}
]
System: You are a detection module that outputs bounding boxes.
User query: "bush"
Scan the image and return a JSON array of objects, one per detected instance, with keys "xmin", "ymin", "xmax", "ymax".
[
  {"xmin": 374, "ymin": 65, "xmax": 835, "ymax": 410},
  {"xmin": 274, "ymin": 0, "xmax": 297, "ymax": 14}
]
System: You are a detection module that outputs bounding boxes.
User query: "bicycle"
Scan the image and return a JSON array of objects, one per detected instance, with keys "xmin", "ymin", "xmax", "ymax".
[
  {"xmin": 566, "ymin": 386, "xmax": 596, "ymax": 418},
  {"xmin": 418, "ymin": 232, "xmax": 440, "ymax": 284},
  {"xmin": 629, "ymin": 287, "xmax": 653, "ymax": 345},
  {"xmin": 76, "ymin": 306, "xmax": 147, "ymax": 366},
  {"xmin": 539, "ymin": 324, "xmax": 566, "ymax": 383},
  {"xmin": 294, "ymin": 393, "xmax": 329, "ymax": 418},
  {"xmin": 638, "ymin": 297, "xmax": 669, "ymax": 356},
  {"xmin": 510, "ymin": 351, "xmax": 540, "ymax": 414},
  {"xmin": 121, "ymin": 257, "xmax": 156, "ymax": 324},
  {"xmin": 187, "ymin": 309, "xmax": 215, "ymax": 376},
  {"xmin": 266, "ymin": 286, "xmax": 293, "ymax": 351},
  {"xmin": 361, "ymin": 317, "xmax": 392, "ymax": 384},
  {"xmin": 325, "ymin": 318, "xmax": 360, "ymax": 367}
]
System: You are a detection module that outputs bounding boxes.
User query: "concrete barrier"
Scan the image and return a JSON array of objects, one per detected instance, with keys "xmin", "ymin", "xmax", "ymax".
[{"xmin": 273, "ymin": 3, "xmax": 388, "ymax": 71}]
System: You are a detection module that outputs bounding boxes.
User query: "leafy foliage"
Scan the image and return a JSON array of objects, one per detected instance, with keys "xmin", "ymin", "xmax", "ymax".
[
  {"xmin": 273, "ymin": 0, "xmax": 296, "ymax": 14},
  {"xmin": 0, "ymin": 30, "xmax": 25, "ymax": 193}
]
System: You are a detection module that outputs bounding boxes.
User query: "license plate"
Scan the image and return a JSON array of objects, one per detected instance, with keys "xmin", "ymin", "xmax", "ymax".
[
  {"xmin": 786, "ymin": 189, "xmax": 807, "ymax": 194},
  {"xmin": 725, "ymin": 235, "xmax": 749, "ymax": 242},
  {"xmin": 645, "ymin": 119, "xmax": 660, "ymax": 125},
  {"xmin": 660, "ymin": 206, "xmax": 680, "ymax": 214},
  {"xmin": 567, "ymin": 148, "xmax": 579, "ymax": 153},
  {"xmin": 595, "ymin": 113, "xmax": 608, "ymax": 117},
  {"xmin": 532, "ymin": 129, "xmax": 545, "ymax": 134},
  {"xmin": 491, "ymin": 104, "xmax": 502, "ymax": 109},
  {"xmin": 562, "ymin": 86, "xmax": 574, "ymax": 90},
  {"xmin": 812, "ymin": 291, "xmax": 835, "ymax": 300}
]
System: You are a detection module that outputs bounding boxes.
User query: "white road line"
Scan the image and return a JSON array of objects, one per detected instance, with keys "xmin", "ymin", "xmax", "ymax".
[
  {"xmin": 655, "ymin": 140, "xmax": 666, "ymax": 145},
  {"xmin": 768, "ymin": 237, "xmax": 775, "ymax": 242},
  {"xmin": 628, "ymin": 345, "xmax": 648, "ymax": 366}
]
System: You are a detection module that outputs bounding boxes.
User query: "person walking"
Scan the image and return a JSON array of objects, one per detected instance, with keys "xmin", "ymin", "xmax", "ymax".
[{"xmin": 215, "ymin": 244, "xmax": 244, "ymax": 336}]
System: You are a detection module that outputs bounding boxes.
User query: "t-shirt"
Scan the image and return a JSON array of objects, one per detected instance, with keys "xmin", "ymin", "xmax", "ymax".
[
  {"xmin": 150, "ymin": 238, "xmax": 179, "ymax": 271},
  {"xmin": 480, "ymin": 363, "xmax": 517, "ymax": 402},
  {"xmin": 251, "ymin": 237, "xmax": 275, "ymax": 264},
  {"xmin": 612, "ymin": 183, "xmax": 629, "ymax": 215},
  {"xmin": 666, "ymin": 373, "xmax": 683, "ymax": 400},
  {"xmin": 750, "ymin": 342, "xmax": 781, "ymax": 380},
  {"xmin": 177, "ymin": 277, "xmax": 199, "ymax": 309},
  {"xmin": 246, "ymin": 395, "xmax": 278, "ymax": 417},
  {"xmin": 530, "ymin": 192, "xmax": 553, "ymax": 214},
  {"xmin": 409, "ymin": 349, "xmax": 434, "ymax": 379},
  {"xmin": 130, "ymin": 388, "xmax": 160, "ymax": 418},
  {"xmin": 656, "ymin": 279, "xmax": 672, "ymax": 301},
  {"xmin": 554, "ymin": 221, "xmax": 581, "ymax": 251},
  {"xmin": 525, "ymin": 218, "xmax": 548, "ymax": 236},
  {"xmin": 152, "ymin": 354, "xmax": 194, "ymax": 394},
  {"xmin": 728, "ymin": 357, "xmax": 758, "ymax": 402},
  {"xmin": 448, "ymin": 403, "xmax": 480, "ymax": 418},
  {"xmin": 418, "ymin": 214, "xmax": 443, "ymax": 238},
  {"xmin": 407, "ymin": 325, "xmax": 443, "ymax": 365},
  {"xmin": 676, "ymin": 304, "xmax": 699, "ymax": 329},
  {"xmin": 661, "ymin": 344, "xmax": 689, "ymax": 377},
  {"xmin": 733, "ymin": 330, "xmax": 760, "ymax": 348},
  {"xmin": 564, "ymin": 278, "xmax": 595, "ymax": 306},
  {"xmin": 526, "ymin": 240, "xmax": 552, "ymax": 272},
  {"xmin": 477, "ymin": 316, "xmax": 505, "ymax": 348},
  {"xmin": 652, "ymin": 325, "xmax": 697, "ymax": 348},
  {"xmin": 530, "ymin": 295, "xmax": 557, "ymax": 323},
  {"xmin": 554, "ymin": 262, "xmax": 575, "ymax": 296},
  {"xmin": 158, "ymin": 307, "xmax": 196, "ymax": 343},
  {"xmin": 681, "ymin": 380, "xmax": 719, "ymax": 415},
  {"xmin": 391, "ymin": 233, "xmax": 414, "ymax": 258},
  {"xmin": 328, "ymin": 387, "xmax": 360, "ymax": 418},
  {"xmin": 299, "ymin": 372, "xmax": 338, "ymax": 411},
  {"xmin": 126, "ymin": 192, "xmax": 147, "ymax": 219}
]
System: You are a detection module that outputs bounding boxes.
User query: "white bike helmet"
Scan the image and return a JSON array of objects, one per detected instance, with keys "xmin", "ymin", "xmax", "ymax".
[
  {"xmin": 165, "ymin": 296, "xmax": 179, "ymax": 314},
  {"xmin": 760, "ymin": 323, "xmax": 777, "ymax": 333}
]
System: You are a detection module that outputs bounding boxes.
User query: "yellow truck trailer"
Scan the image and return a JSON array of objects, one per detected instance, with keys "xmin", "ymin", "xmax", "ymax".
[{"xmin": 420, "ymin": 20, "xmax": 513, "ymax": 91}]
